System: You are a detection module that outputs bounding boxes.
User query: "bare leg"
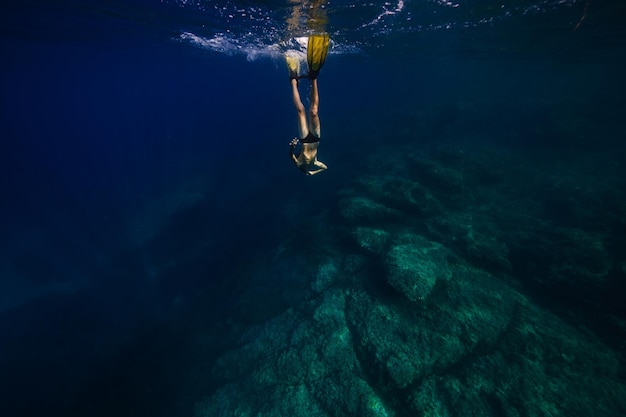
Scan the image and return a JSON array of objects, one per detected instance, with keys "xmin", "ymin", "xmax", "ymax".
[
  {"xmin": 291, "ymin": 79, "xmax": 309, "ymax": 138},
  {"xmin": 309, "ymin": 79, "xmax": 320, "ymax": 137}
]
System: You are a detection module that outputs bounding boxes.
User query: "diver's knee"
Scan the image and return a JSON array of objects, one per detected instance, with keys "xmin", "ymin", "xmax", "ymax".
[{"xmin": 295, "ymin": 103, "xmax": 306, "ymax": 114}]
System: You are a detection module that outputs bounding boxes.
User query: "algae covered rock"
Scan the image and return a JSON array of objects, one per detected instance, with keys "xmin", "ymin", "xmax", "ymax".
[
  {"xmin": 353, "ymin": 175, "xmax": 443, "ymax": 217},
  {"xmin": 407, "ymin": 155, "xmax": 466, "ymax": 195},
  {"xmin": 508, "ymin": 225, "xmax": 612, "ymax": 301},
  {"xmin": 338, "ymin": 196, "xmax": 402, "ymax": 224},
  {"xmin": 195, "ymin": 258, "xmax": 626, "ymax": 417},
  {"xmin": 194, "ymin": 290, "xmax": 392, "ymax": 417},
  {"xmin": 345, "ymin": 264, "xmax": 522, "ymax": 390},
  {"xmin": 352, "ymin": 226, "xmax": 390, "ymax": 255},
  {"xmin": 383, "ymin": 238, "xmax": 452, "ymax": 302},
  {"xmin": 310, "ymin": 257, "xmax": 339, "ymax": 293},
  {"xmin": 193, "ymin": 142, "xmax": 626, "ymax": 417},
  {"xmin": 426, "ymin": 213, "xmax": 512, "ymax": 273},
  {"xmin": 403, "ymin": 301, "xmax": 626, "ymax": 417}
]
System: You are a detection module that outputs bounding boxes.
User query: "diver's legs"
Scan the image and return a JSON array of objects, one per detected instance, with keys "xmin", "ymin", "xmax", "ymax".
[
  {"xmin": 291, "ymin": 79, "xmax": 309, "ymax": 139},
  {"xmin": 309, "ymin": 79, "xmax": 321, "ymax": 137}
]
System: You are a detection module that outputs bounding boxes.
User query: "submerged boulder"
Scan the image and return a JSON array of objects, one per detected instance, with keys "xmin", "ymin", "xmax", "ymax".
[
  {"xmin": 194, "ymin": 290, "xmax": 393, "ymax": 417},
  {"xmin": 194, "ymin": 259, "xmax": 626, "ymax": 417},
  {"xmin": 310, "ymin": 257, "xmax": 340, "ymax": 293},
  {"xmin": 407, "ymin": 155, "xmax": 466, "ymax": 195},
  {"xmin": 193, "ymin": 143, "xmax": 626, "ymax": 417},
  {"xmin": 426, "ymin": 213, "xmax": 513, "ymax": 273},
  {"xmin": 338, "ymin": 196, "xmax": 403, "ymax": 225},
  {"xmin": 508, "ymin": 226, "xmax": 612, "ymax": 299},
  {"xmin": 383, "ymin": 237, "xmax": 452, "ymax": 303},
  {"xmin": 351, "ymin": 226, "xmax": 390, "ymax": 256},
  {"xmin": 346, "ymin": 264, "xmax": 521, "ymax": 390},
  {"xmin": 404, "ymin": 299, "xmax": 626, "ymax": 417},
  {"xmin": 352, "ymin": 175, "xmax": 443, "ymax": 217}
]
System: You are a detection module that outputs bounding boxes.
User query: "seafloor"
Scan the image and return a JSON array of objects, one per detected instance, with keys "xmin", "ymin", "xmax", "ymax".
[{"xmin": 186, "ymin": 137, "xmax": 626, "ymax": 417}]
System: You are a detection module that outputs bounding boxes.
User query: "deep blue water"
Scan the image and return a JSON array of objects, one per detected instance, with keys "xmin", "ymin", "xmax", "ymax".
[{"xmin": 1, "ymin": 1, "xmax": 626, "ymax": 416}]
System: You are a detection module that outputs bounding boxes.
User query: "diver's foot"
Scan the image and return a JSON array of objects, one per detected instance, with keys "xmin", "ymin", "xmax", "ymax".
[
  {"xmin": 307, "ymin": 69, "xmax": 319, "ymax": 80},
  {"xmin": 285, "ymin": 54, "xmax": 300, "ymax": 81}
]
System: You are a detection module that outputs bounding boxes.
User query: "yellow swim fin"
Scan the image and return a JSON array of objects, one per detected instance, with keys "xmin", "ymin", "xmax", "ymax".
[
  {"xmin": 285, "ymin": 53, "xmax": 300, "ymax": 80},
  {"xmin": 307, "ymin": 34, "xmax": 330, "ymax": 79}
]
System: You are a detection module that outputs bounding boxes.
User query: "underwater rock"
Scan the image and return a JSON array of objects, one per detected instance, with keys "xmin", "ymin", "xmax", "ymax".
[
  {"xmin": 406, "ymin": 155, "xmax": 466, "ymax": 195},
  {"xmin": 410, "ymin": 302, "xmax": 626, "ymax": 417},
  {"xmin": 383, "ymin": 238, "xmax": 452, "ymax": 303},
  {"xmin": 195, "ymin": 290, "xmax": 392, "ymax": 417},
  {"xmin": 463, "ymin": 231, "xmax": 512, "ymax": 272},
  {"xmin": 346, "ymin": 264, "xmax": 521, "ymax": 390},
  {"xmin": 194, "ymin": 260, "xmax": 626, "ymax": 417},
  {"xmin": 426, "ymin": 213, "xmax": 512, "ymax": 273},
  {"xmin": 338, "ymin": 196, "xmax": 403, "ymax": 225},
  {"xmin": 310, "ymin": 257, "xmax": 339, "ymax": 293},
  {"xmin": 547, "ymin": 228, "xmax": 611, "ymax": 287},
  {"xmin": 351, "ymin": 226, "xmax": 390, "ymax": 255},
  {"xmin": 508, "ymin": 226, "xmax": 611, "ymax": 298},
  {"xmin": 429, "ymin": 143, "xmax": 511, "ymax": 188},
  {"xmin": 193, "ymin": 142, "xmax": 626, "ymax": 417},
  {"xmin": 352, "ymin": 175, "xmax": 443, "ymax": 217}
]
